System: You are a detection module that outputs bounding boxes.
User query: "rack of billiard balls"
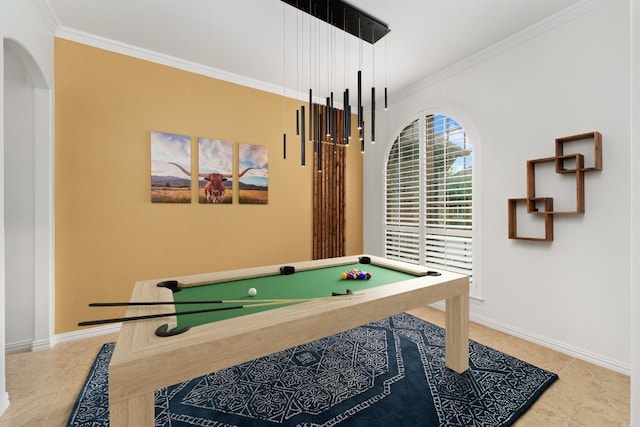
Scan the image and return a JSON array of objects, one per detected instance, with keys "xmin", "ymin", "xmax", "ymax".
[{"xmin": 340, "ymin": 268, "xmax": 371, "ymax": 280}]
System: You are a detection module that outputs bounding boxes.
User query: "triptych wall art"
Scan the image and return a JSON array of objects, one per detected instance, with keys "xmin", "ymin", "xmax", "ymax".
[{"xmin": 150, "ymin": 130, "xmax": 268, "ymax": 204}]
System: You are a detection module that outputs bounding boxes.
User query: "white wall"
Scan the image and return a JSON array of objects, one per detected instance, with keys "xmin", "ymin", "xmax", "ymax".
[
  {"xmin": 630, "ymin": 0, "xmax": 639, "ymax": 422},
  {"xmin": 365, "ymin": 0, "xmax": 631, "ymax": 374},
  {"xmin": 0, "ymin": 0, "xmax": 54, "ymax": 417},
  {"xmin": 0, "ymin": 38, "xmax": 6, "ymax": 418}
]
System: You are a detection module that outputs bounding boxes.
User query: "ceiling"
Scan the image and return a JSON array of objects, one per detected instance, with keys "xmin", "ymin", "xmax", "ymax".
[{"xmin": 44, "ymin": 0, "xmax": 587, "ymax": 105}]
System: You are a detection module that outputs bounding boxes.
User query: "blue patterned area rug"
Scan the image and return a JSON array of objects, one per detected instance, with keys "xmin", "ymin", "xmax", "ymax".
[{"xmin": 67, "ymin": 313, "xmax": 557, "ymax": 426}]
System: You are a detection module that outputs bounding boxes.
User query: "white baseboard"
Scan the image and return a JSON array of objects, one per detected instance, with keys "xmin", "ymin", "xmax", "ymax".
[
  {"xmin": 5, "ymin": 324, "xmax": 121, "ymax": 354},
  {"xmin": 430, "ymin": 302, "xmax": 631, "ymax": 376},
  {"xmin": 5, "ymin": 340, "xmax": 32, "ymax": 354},
  {"xmin": 53, "ymin": 323, "xmax": 121, "ymax": 344},
  {"xmin": 0, "ymin": 391, "xmax": 9, "ymax": 418},
  {"xmin": 31, "ymin": 338, "xmax": 54, "ymax": 352}
]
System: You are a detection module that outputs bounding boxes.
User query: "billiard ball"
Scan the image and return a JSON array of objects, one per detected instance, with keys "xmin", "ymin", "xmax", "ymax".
[{"xmin": 248, "ymin": 288, "xmax": 257, "ymax": 297}]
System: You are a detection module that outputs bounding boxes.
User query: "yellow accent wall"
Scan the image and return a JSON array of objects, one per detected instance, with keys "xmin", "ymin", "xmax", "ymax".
[{"xmin": 54, "ymin": 38, "xmax": 363, "ymax": 333}]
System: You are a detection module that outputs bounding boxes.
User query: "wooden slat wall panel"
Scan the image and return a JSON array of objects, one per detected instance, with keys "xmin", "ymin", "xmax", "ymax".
[{"xmin": 312, "ymin": 104, "xmax": 346, "ymax": 259}]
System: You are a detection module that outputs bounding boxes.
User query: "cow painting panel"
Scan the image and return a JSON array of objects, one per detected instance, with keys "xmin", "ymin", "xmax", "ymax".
[
  {"xmin": 197, "ymin": 138, "xmax": 233, "ymax": 204},
  {"xmin": 150, "ymin": 130, "xmax": 191, "ymax": 203},
  {"xmin": 239, "ymin": 143, "xmax": 268, "ymax": 204}
]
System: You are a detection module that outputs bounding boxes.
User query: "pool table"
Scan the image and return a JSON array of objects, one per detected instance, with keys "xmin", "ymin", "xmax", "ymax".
[{"xmin": 108, "ymin": 255, "xmax": 469, "ymax": 426}]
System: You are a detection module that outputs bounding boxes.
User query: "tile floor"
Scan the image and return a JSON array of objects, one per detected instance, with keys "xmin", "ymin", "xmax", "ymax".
[{"xmin": 0, "ymin": 307, "xmax": 630, "ymax": 426}]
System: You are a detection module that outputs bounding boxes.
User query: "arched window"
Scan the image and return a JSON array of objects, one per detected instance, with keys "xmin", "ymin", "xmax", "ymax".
[{"xmin": 385, "ymin": 114, "xmax": 473, "ymax": 279}]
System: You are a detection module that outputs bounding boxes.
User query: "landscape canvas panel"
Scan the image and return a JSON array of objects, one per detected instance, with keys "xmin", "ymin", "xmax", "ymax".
[
  {"xmin": 198, "ymin": 138, "xmax": 233, "ymax": 204},
  {"xmin": 239, "ymin": 143, "xmax": 268, "ymax": 204},
  {"xmin": 150, "ymin": 130, "xmax": 191, "ymax": 203}
]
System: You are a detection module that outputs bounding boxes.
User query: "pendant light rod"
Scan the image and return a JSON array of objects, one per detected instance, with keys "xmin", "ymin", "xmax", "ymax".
[{"xmin": 301, "ymin": 105, "xmax": 306, "ymax": 166}]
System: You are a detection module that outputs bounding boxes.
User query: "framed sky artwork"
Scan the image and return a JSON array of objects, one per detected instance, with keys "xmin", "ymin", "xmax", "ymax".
[
  {"xmin": 239, "ymin": 143, "xmax": 268, "ymax": 204},
  {"xmin": 150, "ymin": 130, "xmax": 191, "ymax": 203},
  {"xmin": 198, "ymin": 138, "xmax": 233, "ymax": 204}
]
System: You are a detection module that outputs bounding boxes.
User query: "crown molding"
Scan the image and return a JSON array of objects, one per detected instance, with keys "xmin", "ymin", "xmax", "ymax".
[
  {"xmin": 54, "ymin": 27, "xmax": 306, "ymax": 101},
  {"xmin": 389, "ymin": 0, "xmax": 612, "ymax": 106},
  {"xmin": 32, "ymin": 0, "xmax": 61, "ymax": 36}
]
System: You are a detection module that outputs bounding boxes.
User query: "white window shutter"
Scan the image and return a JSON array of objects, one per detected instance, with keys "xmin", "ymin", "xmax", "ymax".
[{"xmin": 385, "ymin": 115, "xmax": 473, "ymax": 280}]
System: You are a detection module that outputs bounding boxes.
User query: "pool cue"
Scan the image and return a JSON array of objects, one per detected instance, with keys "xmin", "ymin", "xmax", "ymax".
[
  {"xmin": 77, "ymin": 301, "xmax": 291, "ymax": 327},
  {"xmin": 79, "ymin": 292, "xmax": 364, "ymax": 327},
  {"xmin": 88, "ymin": 292, "xmax": 362, "ymax": 307}
]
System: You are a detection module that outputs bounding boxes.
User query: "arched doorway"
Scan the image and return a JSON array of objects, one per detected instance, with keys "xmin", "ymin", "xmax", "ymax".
[{"xmin": 3, "ymin": 38, "xmax": 53, "ymax": 352}]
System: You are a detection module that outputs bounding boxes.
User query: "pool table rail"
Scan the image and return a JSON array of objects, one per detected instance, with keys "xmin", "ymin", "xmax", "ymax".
[{"xmin": 172, "ymin": 255, "xmax": 432, "ymax": 289}]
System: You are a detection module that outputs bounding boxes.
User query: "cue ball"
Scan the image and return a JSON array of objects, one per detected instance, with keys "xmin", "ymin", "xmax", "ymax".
[{"xmin": 248, "ymin": 288, "xmax": 257, "ymax": 297}]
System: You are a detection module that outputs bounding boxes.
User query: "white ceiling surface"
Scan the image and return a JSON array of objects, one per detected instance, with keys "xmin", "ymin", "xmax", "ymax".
[{"xmin": 46, "ymin": 0, "xmax": 587, "ymax": 105}]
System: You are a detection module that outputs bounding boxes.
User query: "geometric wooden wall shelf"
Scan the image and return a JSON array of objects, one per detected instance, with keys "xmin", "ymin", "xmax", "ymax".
[
  {"xmin": 508, "ymin": 198, "xmax": 554, "ymax": 241},
  {"xmin": 527, "ymin": 154, "xmax": 585, "ymax": 214},
  {"xmin": 555, "ymin": 131, "xmax": 602, "ymax": 172},
  {"xmin": 508, "ymin": 131, "xmax": 602, "ymax": 241}
]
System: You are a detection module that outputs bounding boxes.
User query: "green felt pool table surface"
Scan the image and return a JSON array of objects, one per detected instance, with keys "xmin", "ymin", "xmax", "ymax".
[{"xmin": 173, "ymin": 262, "xmax": 417, "ymax": 329}]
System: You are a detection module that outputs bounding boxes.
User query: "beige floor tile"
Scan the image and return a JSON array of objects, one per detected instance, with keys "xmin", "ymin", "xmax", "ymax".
[
  {"xmin": 562, "ymin": 359, "xmax": 630, "ymax": 400},
  {"xmin": 515, "ymin": 398, "xmax": 581, "ymax": 427},
  {"xmin": 6, "ymin": 354, "xmax": 75, "ymax": 401},
  {"xmin": 468, "ymin": 322, "xmax": 510, "ymax": 348},
  {"xmin": 0, "ymin": 390, "xmax": 58, "ymax": 427},
  {"xmin": 536, "ymin": 360, "xmax": 630, "ymax": 426},
  {"xmin": 491, "ymin": 334, "xmax": 574, "ymax": 374}
]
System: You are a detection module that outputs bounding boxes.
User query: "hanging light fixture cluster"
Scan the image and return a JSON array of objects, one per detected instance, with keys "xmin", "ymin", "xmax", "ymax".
[{"xmin": 281, "ymin": 0, "xmax": 389, "ymax": 168}]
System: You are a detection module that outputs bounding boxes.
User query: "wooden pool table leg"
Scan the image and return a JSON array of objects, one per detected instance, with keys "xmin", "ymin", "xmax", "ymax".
[
  {"xmin": 109, "ymin": 391, "xmax": 154, "ymax": 426},
  {"xmin": 445, "ymin": 291, "xmax": 470, "ymax": 373}
]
